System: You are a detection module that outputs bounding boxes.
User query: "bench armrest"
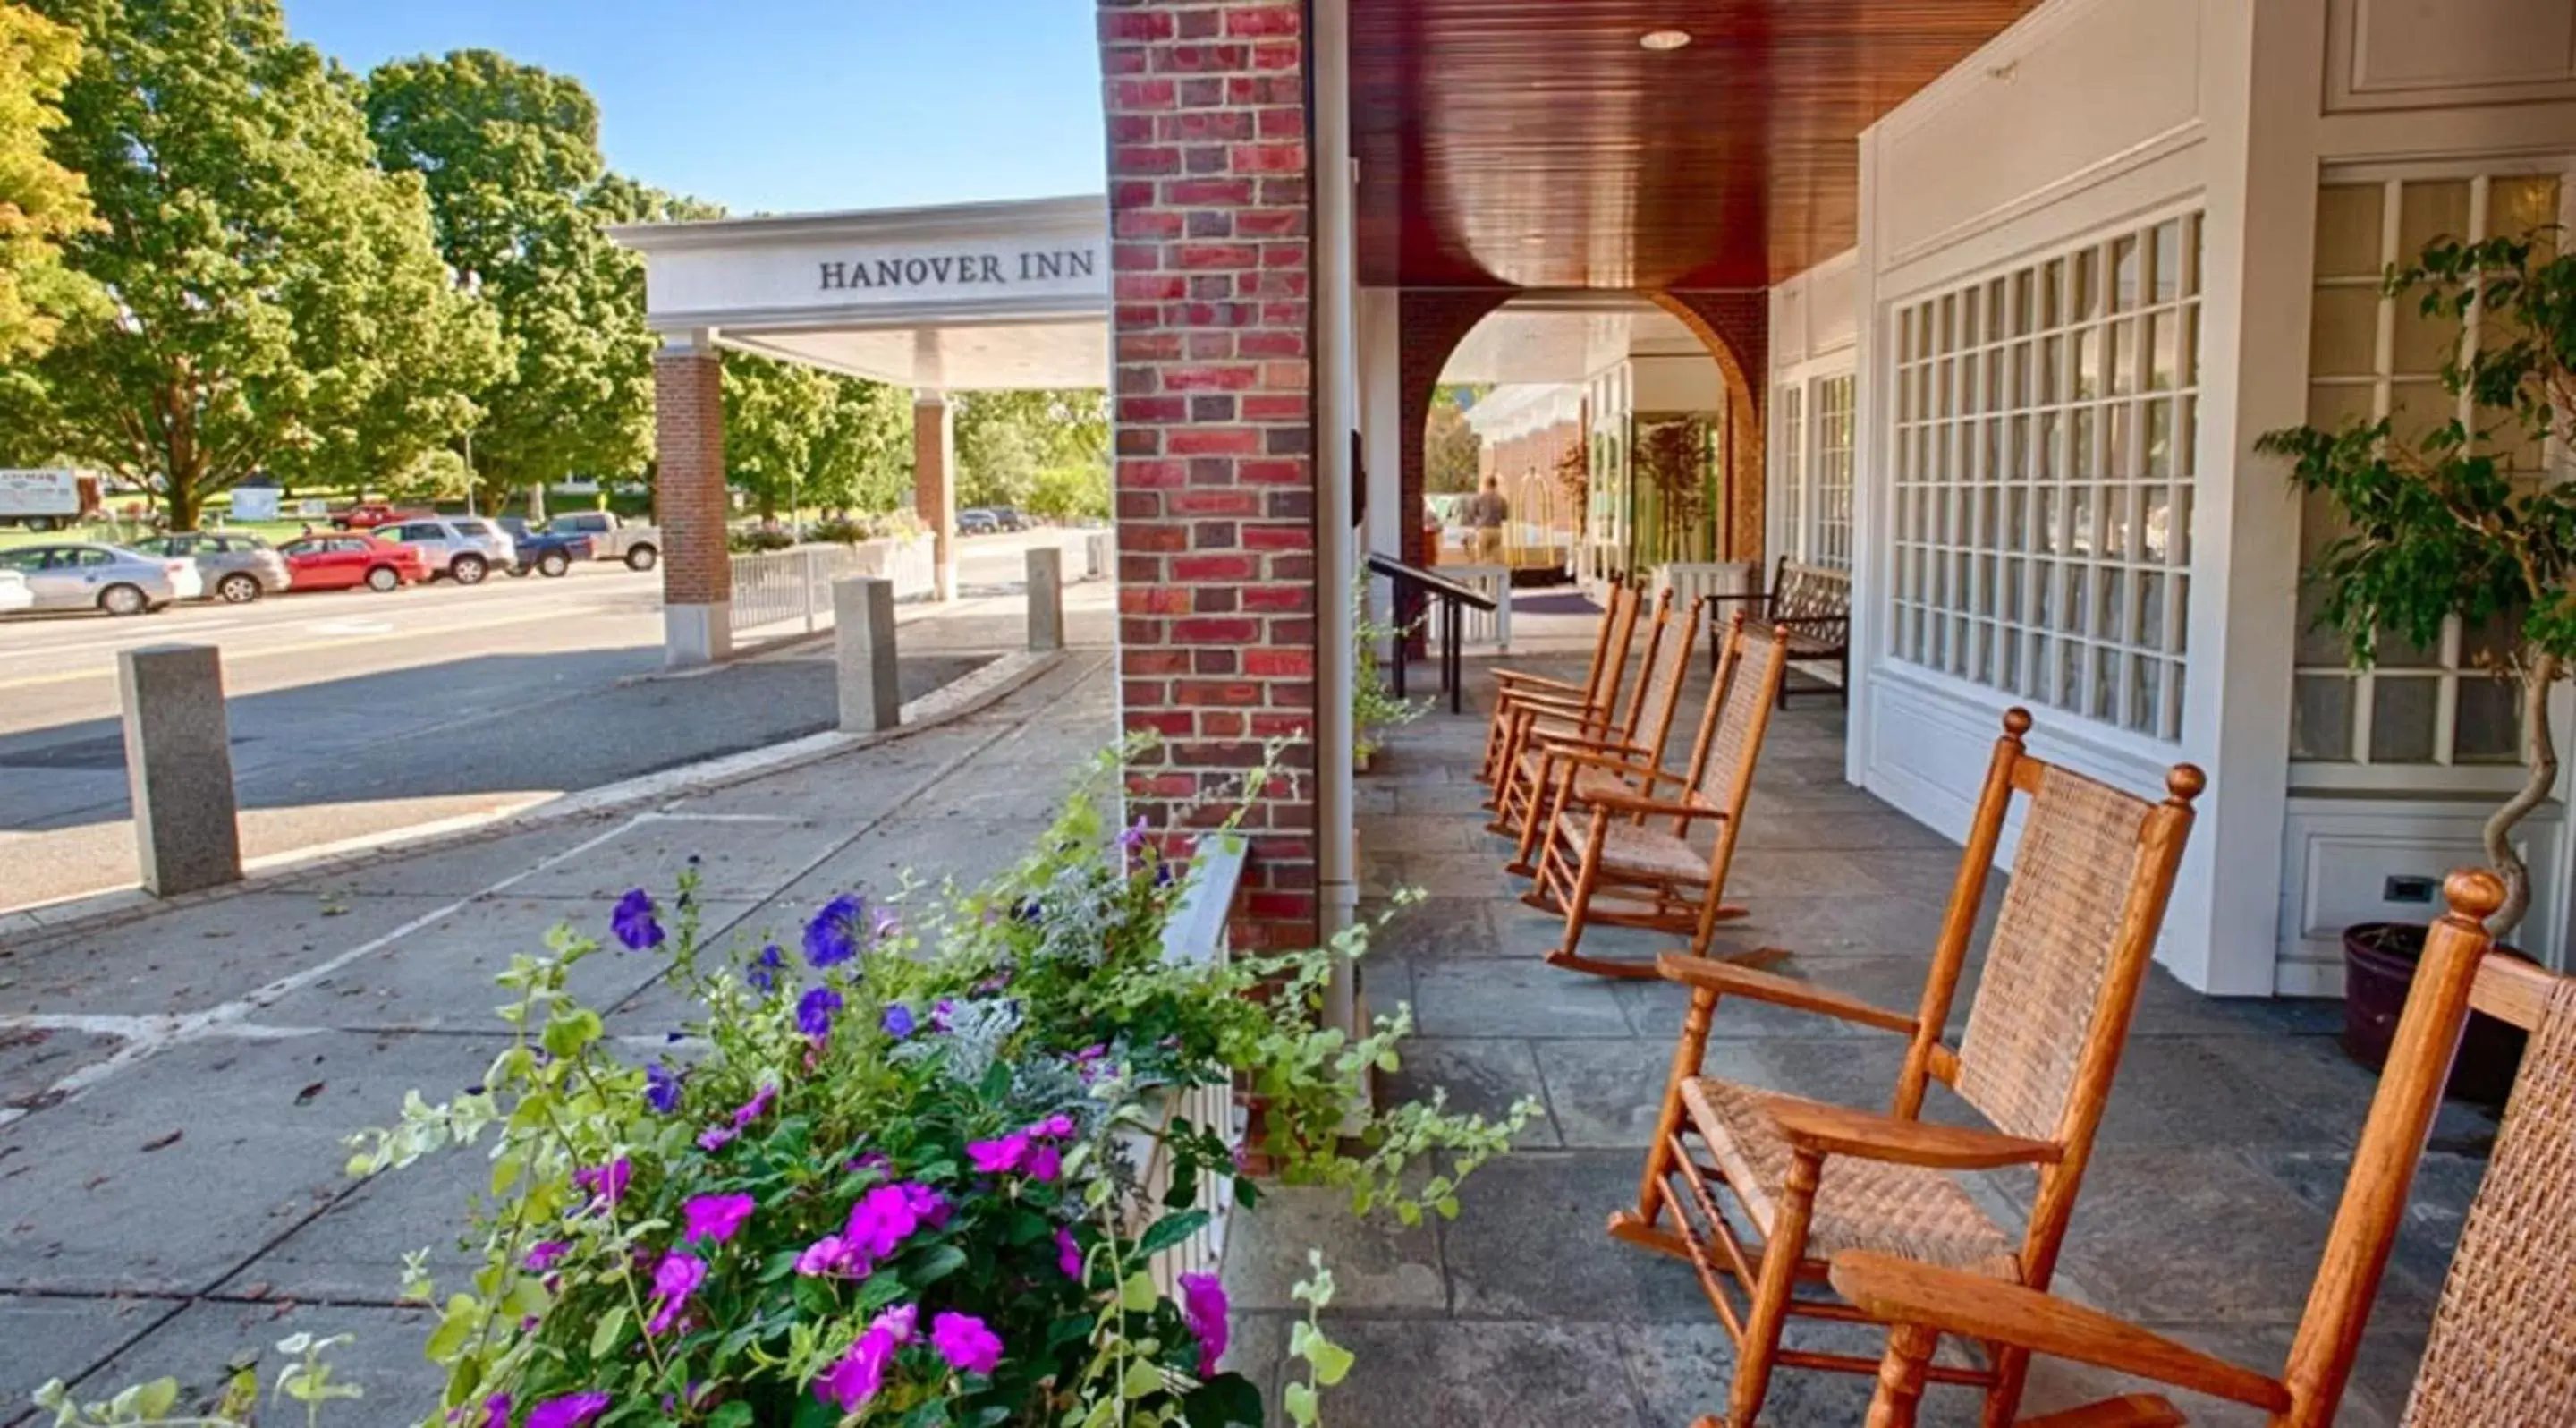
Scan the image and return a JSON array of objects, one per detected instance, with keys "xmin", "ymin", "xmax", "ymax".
[
  {"xmin": 1764, "ymin": 1099, "xmax": 2062, "ymax": 1170},
  {"xmin": 1827, "ymin": 1253, "xmax": 2292, "ymax": 1415},
  {"xmin": 1654, "ymin": 955, "xmax": 1920, "ymax": 1034}
]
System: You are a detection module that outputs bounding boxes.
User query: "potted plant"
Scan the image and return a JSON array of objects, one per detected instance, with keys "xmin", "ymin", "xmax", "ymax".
[
  {"xmin": 2258, "ymin": 228, "xmax": 2574, "ymax": 1099},
  {"xmin": 1352, "ymin": 578, "xmax": 1424, "ymax": 772}
]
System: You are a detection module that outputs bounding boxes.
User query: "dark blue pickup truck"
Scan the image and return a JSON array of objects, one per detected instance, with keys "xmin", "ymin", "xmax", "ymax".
[{"xmin": 496, "ymin": 518, "xmax": 596, "ymax": 577}]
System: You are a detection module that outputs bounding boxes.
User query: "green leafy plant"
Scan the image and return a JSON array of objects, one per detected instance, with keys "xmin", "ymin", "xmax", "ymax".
[
  {"xmin": 2258, "ymin": 229, "xmax": 2576, "ymax": 932},
  {"xmin": 30, "ymin": 1331, "xmax": 349, "ymax": 1427},
  {"xmin": 1352, "ymin": 580, "xmax": 1425, "ymax": 765}
]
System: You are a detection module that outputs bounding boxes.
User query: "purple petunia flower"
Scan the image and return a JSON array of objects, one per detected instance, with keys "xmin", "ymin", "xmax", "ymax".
[
  {"xmin": 696, "ymin": 1125, "xmax": 736, "ymax": 1152},
  {"xmin": 474, "ymin": 1393, "xmax": 509, "ymax": 1428},
  {"xmin": 798, "ymin": 986, "xmax": 843, "ymax": 1041},
  {"xmin": 644, "ymin": 1061, "xmax": 682, "ymax": 1116},
  {"xmin": 646, "ymin": 1251, "xmax": 706, "ymax": 1336},
  {"xmin": 1031, "ymin": 1112, "xmax": 1077, "ymax": 1140},
  {"xmin": 522, "ymin": 1241, "xmax": 569, "ymax": 1272},
  {"xmin": 814, "ymin": 1305, "xmax": 916, "ymax": 1412},
  {"xmin": 930, "ymin": 1312, "xmax": 1004, "ymax": 1376},
  {"xmin": 871, "ymin": 905, "xmax": 901, "ymax": 940},
  {"xmin": 1119, "ymin": 816, "xmax": 1150, "ymax": 855},
  {"xmin": 1056, "ymin": 1226, "xmax": 1082, "ymax": 1280},
  {"xmin": 966, "ymin": 1133, "xmax": 1029, "ymax": 1175},
  {"xmin": 794, "ymin": 1232, "xmax": 863, "ymax": 1279},
  {"xmin": 930, "ymin": 998, "xmax": 957, "ymax": 1032},
  {"xmin": 1027, "ymin": 1143, "xmax": 1063, "ymax": 1183},
  {"xmin": 526, "ymin": 1393, "xmax": 610, "ymax": 1428},
  {"xmin": 803, "ymin": 893, "xmax": 867, "ymax": 967},
  {"xmin": 572, "ymin": 1158, "xmax": 631, "ymax": 1208},
  {"xmin": 610, "ymin": 889, "xmax": 665, "ymax": 951},
  {"xmin": 1179, "ymin": 1271, "xmax": 1230, "ymax": 1377},
  {"xmin": 747, "ymin": 943, "xmax": 784, "ymax": 993},
  {"xmin": 881, "ymin": 1003, "xmax": 916, "ymax": 1039},
  {"xmin": 1010, "ymin": 896, "xmax": 1045, "ymax": 926},
  {"xmin": 682, "ymin": 1192, "xmax": 756, "ymax": 1245}
]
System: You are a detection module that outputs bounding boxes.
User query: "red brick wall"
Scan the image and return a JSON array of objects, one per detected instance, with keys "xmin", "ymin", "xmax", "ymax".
[
  {"xmin": 1098, "ymin": 0, "xmax": 1318, "ymax": 951},
  {"xmin": 1657, "ymin": 290, "xmax": 1770, "ymax": 562},
  {"xmin": 654, "ymin": 347, "xmax": 730, "ymax": 609},
  {"xmin": 913, "ymin": 397, "xmax": 953, "ymax": 592}
]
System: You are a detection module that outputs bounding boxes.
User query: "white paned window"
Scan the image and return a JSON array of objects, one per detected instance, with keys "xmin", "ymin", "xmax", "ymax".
[
  {"xmin": 2292, "ymin": 168, "xmax": 2569, "ymax": 782},
  {"xmin": 1811, "ymin": 374, "xmax": 1855, "ymax": 571},
  {"xmin": 1775, "ymin": 383, "xmax": 1807, "ymax": 562},
  {"xmin": 1889, "ymin": 214, "xmax": 2203, "ymax": 741}
]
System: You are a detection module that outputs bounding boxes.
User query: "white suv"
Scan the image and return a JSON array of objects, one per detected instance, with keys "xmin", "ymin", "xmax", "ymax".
[{"xmin": 383, "ymin": 517, "xmax": 517, "ymax": 585}]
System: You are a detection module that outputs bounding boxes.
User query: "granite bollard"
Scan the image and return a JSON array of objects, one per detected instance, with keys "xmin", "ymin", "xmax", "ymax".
[
  {"xmin": 834, "ymin": 575, "xmax": 901, "ymax": 733},
  {"xmin": 1026, "ymin": 546, "xmax": 1064, "ymax": 652},
  {"xmin": 118, "ymin": 644, "xmax": 242, "ymax": 897}
]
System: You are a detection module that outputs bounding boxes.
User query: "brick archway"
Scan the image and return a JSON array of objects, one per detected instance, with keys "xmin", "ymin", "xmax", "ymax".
[
  {"xmin": 1397, "ymin": 289, "xmax": 1517, "ymax": 573},
  {"xmin": 1651, "ymin": 290, "xmax": 1768, "ymax": 565}
]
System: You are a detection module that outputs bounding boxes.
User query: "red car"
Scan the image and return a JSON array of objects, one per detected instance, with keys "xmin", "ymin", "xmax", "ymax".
[
  {"xmin": 275, "ymin": 533, "xmax": 428, "ymax": 592},
  {"xmin": 329, "ymin": 502, "xmax": 431, "ymax": 531}
]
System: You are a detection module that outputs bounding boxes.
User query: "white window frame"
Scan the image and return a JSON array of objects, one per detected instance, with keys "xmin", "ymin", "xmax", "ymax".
[
  {"xmin": 1773, "ymin": 363, "xmax": 1856, "ymax": 573},
  {"xmin": 2290, "ymin": 157, "xmax": 2576, "ymax": 795},
  {"xmin": 1885, "ymin": 206, "xmax": 2204, "ymax": 744}
]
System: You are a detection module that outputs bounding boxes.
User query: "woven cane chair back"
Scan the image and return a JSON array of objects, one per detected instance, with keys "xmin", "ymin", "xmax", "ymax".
[
  {"xmin": 1684, "ymin": 621, "xmax": 1786, "ymax": 818},
  {"xmin": 2400, "ymin": 975, "xmax": 2576, "ymax": 1428},
  {"xmin": 1949, "ymin": 766, "xmax": 2163, "ymax": 1143},
  {"xmin": 1589, "ymin": 583, "xmax": 1646, "ymax": 716},
  {"xmin": 1628, "ymin": 598, "xmax": 1703, "ymax": 765}
]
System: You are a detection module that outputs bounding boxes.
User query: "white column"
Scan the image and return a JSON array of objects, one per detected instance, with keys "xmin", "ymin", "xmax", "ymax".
[
  {"xmin": 1358, "ymin": 286, "xmax": 1402, "ymax": 625},
  {"xmin": 1315, "ymin": 0, "xmax": 1361, "ymax": 1050}
]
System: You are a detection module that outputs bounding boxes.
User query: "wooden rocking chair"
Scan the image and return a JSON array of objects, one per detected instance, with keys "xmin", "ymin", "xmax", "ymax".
[
  {"xmin": 1837, "ymin": 867, "xmax": 2576, "ymax": 1428},
  {"xmin": 1483, "ymin": 588, "xmax": 1676, "ymax": 815},
  {"xmin": 1517, "ymin": 616, "xmax": 1787, "ymax": 979},
  {"xmin": 1476, "ymin": 580, "xmax": 1644, "ymax": 788},
  {"xmin": 1490, "ymin": 593, "xmax": 1702, "ymax": 866},
  {"xmin": 1605, "ymin": 709, "xmax": 2203, "ymax": 1426}
]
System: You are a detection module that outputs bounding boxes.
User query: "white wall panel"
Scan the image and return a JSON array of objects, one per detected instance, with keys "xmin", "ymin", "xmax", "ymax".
[{"xmin": 2328, "ymin": 0, "xmax": 2576, "ymax": 112}]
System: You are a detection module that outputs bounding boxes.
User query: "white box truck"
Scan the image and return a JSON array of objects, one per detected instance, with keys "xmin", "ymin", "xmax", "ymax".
[{"xmin": 0, "ymin": 469, "xmax": 103, "ymax": 530}]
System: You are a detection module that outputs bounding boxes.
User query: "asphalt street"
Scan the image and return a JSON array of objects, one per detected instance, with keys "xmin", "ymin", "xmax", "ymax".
[{"xmin": 0, "ymin": 531, "xmax": 1086, "ymax": 913}]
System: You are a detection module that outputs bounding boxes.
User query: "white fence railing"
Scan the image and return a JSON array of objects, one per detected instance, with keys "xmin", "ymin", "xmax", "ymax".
[
  {"xmin": 1439, "ymin": 564, "xmax": 1513, "ymax": 652},
  {"xmin": 727, "ymin": 537, "xmax": 937, "ymax": 642},
  {"xmin": 1656, "ymin": 561, "xmax": 1756, "ymax": 619},
  {"xmin": 1131, "ymin": 833, "xmax": 1246, "ymax": 1293}
]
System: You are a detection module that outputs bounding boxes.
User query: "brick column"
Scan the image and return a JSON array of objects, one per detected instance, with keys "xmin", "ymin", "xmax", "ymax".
[
  {"xmin": 1099, "ymin": 0, "xmax": 1318, "ymax": 952},
  {"xmin": 655, "ymin": 333, "xmax": 732, "ymax": 667},
  {"xmin": 1657, "ymin": 290, "xmax": 1770, "ymax": 563},
  {"xmin": 914, "ymin": 392, "xmax": 957, "ymax": 601}
]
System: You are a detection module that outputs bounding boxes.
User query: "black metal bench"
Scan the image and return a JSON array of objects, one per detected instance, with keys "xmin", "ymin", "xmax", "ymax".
[{"xmin": 1707, "ymin": 557, "xmax": 1850, "ymax": 707}]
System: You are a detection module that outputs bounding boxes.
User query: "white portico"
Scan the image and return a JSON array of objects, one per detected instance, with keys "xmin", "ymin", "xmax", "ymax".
[{"xmin": 612, "ymin": 194, "xmax": 1109, "ymax": 663}]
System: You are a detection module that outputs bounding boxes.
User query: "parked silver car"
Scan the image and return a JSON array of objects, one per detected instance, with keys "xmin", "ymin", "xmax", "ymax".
[
  {"xmin": 0, "ymin": 541, "xmax": 201, "ymax": 615},
  {"xmin": 134, "ymin": 531, "xmax": 293, "ymax": 604},
  {"xmin": 381, "ymin": 516, "xmax": 516, "ymax": 585}
]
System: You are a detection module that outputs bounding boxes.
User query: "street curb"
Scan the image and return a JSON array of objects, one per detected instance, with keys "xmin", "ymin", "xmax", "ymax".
[{"xmin": 0, "ymin": 648, "xmax": 1076, "ymax": 948}]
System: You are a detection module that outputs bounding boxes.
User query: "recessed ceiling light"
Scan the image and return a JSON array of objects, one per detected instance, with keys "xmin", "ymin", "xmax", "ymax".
[{"xmin": 1640, "ymin": 30, "xmax": 1691, "ymax": 51}]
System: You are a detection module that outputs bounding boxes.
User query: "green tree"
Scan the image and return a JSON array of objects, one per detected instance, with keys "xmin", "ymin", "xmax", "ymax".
[
  {"xmin": 4, "ymin": 0, "xmax": 498, "ymax": 529},
  {"xmin": 1424, "ymin": 385, "xmax": 1484, "ymax": 494},
  {"xmin": 2259, "ymin": 232, "xmax": 2576, "ymax": 932},
  {"xmin": 365, "ymin": 51, "xmax": 657, "ymax": 511},
  {"xmin": 722, "ymin": 350, "xmax": 910, "ymax": 519},
  {"xmin": 955, "ymin": 388, "xmax": 1106, "ymax": 509},
  {"xmin": 0, "ymin": 0, "xmax": 98, "ymax": 361}
]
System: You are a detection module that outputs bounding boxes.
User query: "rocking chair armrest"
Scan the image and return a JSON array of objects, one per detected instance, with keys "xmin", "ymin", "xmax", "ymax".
[
  {"xmin": 1827, "ymin": 1253, "xmax": 2292, "ymax": 1415},
  {"xmin": 1504, "ymin": 692, "xmax": 1600, "ymax": 718},
  {"xmin": 1653, "ymin": 956, "xmax": 1919, "ymax": 1034},
  {"xmin": 1531, "ymin": 732, "xmax": 1652, "ymax": 760},
  {"xmin": 1539, "ymin": 748, "xmax": 1691, "ymax": 793},
  {"xmin": 1491, "ymin": 668, "xmax": 1587, "ymax": 693},
  {"xmin": 1580, "ymin": 789, "xmax": 1728, "ymax": 822},
  {"xmin": 1762, "ymin": 1100, "xmax": 2063, "ymax": 1170}
]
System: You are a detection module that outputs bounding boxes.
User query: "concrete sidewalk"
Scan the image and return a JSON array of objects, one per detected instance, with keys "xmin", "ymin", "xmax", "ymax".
[{"xmin": 0, "ymin": 649, "xmax": 1118, "ymax": 1422}]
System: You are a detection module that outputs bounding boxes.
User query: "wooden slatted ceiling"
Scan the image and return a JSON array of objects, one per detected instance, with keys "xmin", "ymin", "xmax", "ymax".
[{"xmin": 1352, "ymin": 0, "xmax": 2041, "ymax": 290}]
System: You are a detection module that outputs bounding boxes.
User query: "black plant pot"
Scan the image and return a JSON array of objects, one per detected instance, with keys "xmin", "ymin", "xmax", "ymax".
[{"xmin": 2341, "ymin": 922, "xmax": 2529, "ymax": 1105}]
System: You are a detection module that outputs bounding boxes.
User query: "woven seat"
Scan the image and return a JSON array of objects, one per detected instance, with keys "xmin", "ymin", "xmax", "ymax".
[
  {"xmin": 1681, "ymin": 1079, "xmax": 2021, "ymax": 1279},
  {"xmin": 1550, "ymin": 807, "xmax": 1705, "ymax": 881},
  {"xmin": 1841, "ymin": 871, "xmax": 2576, "ymax": 1428},
  {"xmin": 1609, "ymin": 709, "xmax": 2204, "ymax": 1428},
  {"xmin": 1518, "ymin": 616, "xmax": 1785, "ymax": 979}
]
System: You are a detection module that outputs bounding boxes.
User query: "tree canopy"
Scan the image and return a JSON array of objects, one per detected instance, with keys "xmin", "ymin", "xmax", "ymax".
[
  {"xmin": 956, "ymin": 389, "xmax": 1107, "ymax": 512},
  {"xmin": 1424, "ymin": 385, "xmax": 1485, "ymax": 494},
  {"xmin": 721, "ymin": 351, "xmax": 911, "ymax": 518},
  {"xmin": 0, "ymin": 1, "xmax": 97, "ymax": 361},
  {"xmin": 1, "ymin": 0, "xmax": 500, "ymax": 528},
  {"xmin": 365, "ymin": 49, "xmax": 660, "ymax": 510}
]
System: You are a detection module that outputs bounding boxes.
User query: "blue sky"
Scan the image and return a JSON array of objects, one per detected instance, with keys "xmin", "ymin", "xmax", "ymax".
[{"xmin": 292, "ymin": 0, "xmax": 1108, "ymax": 216}]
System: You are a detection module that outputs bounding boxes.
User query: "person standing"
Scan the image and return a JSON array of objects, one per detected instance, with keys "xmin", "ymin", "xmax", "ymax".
[{"xmin": 1468, "ymin": 474, "xmax": 1509, "ymax": 565}]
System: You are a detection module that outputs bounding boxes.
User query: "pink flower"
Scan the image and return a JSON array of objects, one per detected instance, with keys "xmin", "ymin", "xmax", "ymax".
[
  {"xmin": 1179, "ymin": 1271, "xmax": 1229, "ymax": 1376},
  {"xmin": 682, "ymin": 1193, "xmax": 756, "ymax": 1245},
  {"xmin": 470, "ymin": 1394, "xmax": 509, "ymax": 1428},
  {"xmin": 814, "ymin": 1305, "xmax": 918, "ymax": 1411},
  {"xmin": 646, "ymin": 1251, "xmax": 707, "ymax": 1336},
  {"xmin": 966, "ymin": 1133, "xmax": 1029, "ymax": 1174},
  {"xmin": 1027, "ymin": 1143, "xmax": 1063, "ymax": 1182},
  {"xmin": 1031, "ymin": 1112, "xmax": 1077, "ymax": 1140},
  {"xmin": 521, "ymin": 1241, "xmax": 568, "ymax": 1272},
  {"xmin": 696, "ymin": 1126, "xmax": 737, "ymax": 1152},
  {"xmin": 1056, "ymin": 1226, "xmax": 1082, "ymax": 1280},
  {"xmin": 930, "ymin": 1311, "xmax": 1004, "ymax": 1376},
  {"xmin": 794, "ymin": 1233, "xmax": 863, "ymax": 1279},
  {"xmin": 572, "ymin": 1159, "xmax": 631, "ymax": 1208},
  {"xmin": 844, "ymin": 1181, "xmax": 939, "ymax": 1260},
  {"xmin": 526, "ymin": 1394, "xmax": 610, "ymax": 1428},
  {"xmin": 900, "ymin": 1181, "xmax": 951, "ymax": 1228},
  {"xmin": 733, "ymin": 1083, "xmax": 776, "ymax": 1128}
]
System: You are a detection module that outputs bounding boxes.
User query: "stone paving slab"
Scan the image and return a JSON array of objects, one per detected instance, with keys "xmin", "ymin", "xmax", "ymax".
[
  {"xmin": 0, "ymin": 1294, "xmax": 187, "ymax": 1409},
  {"xmin": 0, "ymin": 892, "xmax": 462, "ymax": 1019},
  {"xmin": 41, "ymin": 1300, "xmax": 446, "ymax": 1427}
]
